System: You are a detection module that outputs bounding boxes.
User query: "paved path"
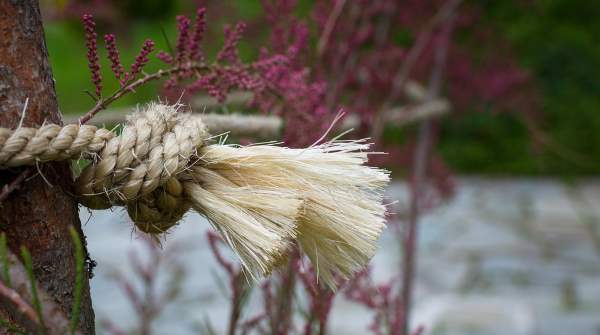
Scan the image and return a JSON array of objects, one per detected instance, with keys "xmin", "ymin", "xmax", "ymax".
[{"xmin": 82, "ymin": 178, "xmax": 600, "ymax": 334}]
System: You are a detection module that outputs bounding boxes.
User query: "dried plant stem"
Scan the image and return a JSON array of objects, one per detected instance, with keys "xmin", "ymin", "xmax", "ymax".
[
  {"xmin": 399, "ymin": 5, "xmax": 457, "ymax": 335},
  {"xmin": 64, "ymin": 109, "xmax": 283, "ymax": 139},
  {"xmin": 63, "ymin": 94, "xmax": 448, "ymax": 139}
]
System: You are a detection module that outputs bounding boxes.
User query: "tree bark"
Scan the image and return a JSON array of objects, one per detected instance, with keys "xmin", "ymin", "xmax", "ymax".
[{"xmin": 0, "ymin": 1, "xmax": 95, "ymax": 333}]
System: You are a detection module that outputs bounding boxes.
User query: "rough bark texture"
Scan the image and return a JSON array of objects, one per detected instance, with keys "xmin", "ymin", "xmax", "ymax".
[{"xmin": 0, "ymin": 0, "xmax": 95, "ymax": 333}]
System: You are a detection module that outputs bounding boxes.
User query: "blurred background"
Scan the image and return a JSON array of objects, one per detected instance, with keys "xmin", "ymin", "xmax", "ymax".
[{"xmin": 38, "ymin": 0, "xmax": 600, "ymax": 334}]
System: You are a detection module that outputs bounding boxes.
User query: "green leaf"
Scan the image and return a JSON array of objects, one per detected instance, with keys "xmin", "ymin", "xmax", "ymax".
[
  {"xmin": 0, "ymin": 233, "xmax": 12, "ymax": 288},
  {"xmin": 68, "ymin": 227, "xmax": 84, "ymax": 335},
  {"xmin": 20, "ymin": 247, "xmax": 46, "ymax": 335}
]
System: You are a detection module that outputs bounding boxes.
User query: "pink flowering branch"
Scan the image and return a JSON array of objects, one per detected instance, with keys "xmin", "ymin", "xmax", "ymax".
[
  {"xmin": 126, "ymin": 39, "xmax": 155, "ymax": 81},
  {"xmin": 217, "ymin": 22, "xmax": 247, "ymax": 64},
  {"xmin": 298, "ymin": 264, "xmax": 337, "ymax": 335},
  {"xmin": 104, "ymin": 238, "xmax": 185, "ymax": 334},
  {"xmin": 156, "ymin": 51, "xmax": 173, "ymax": 65},
  {"xmin": 189, "ymin": 8, "xmax": 207, "ymax": 61},
  {"xmin": 175, "ymin": 15, "xmax": 192, "ymax": 64},
  {"xmin": 344, "ymin": 267, "xmax": 405, "ymax": 335},
  {"xmin": 82, "ymin": 14, "xmax": 102, "ymax": 97},
  {"xmin": 78, "ymin": 10, "xmax": 281, "ymax": 122},
  {"xmin": 155, "ymin": 11, "xmax": 287, "ymax": 103},
  {"xmin": 103, "ymin": 34, "xmax": 124, "ymax": 84},
  {"xmin": 77, "ymin": 61, "xmax": 210, "ymax": 125}
]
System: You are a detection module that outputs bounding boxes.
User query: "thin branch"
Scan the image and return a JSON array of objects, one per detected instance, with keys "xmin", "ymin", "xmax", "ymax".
[
  {"xmin": 371, "ymin": 0, "xmax": 463, "ymax": 141},
  {"xmin": 399, "ymin": 3, "xmax": 458, "ymax": 335},
  {"xmin": 317, "ymin": 0, "xmax": 347, "ymax": 56},
  {"xmin": 388, "ymin": 0, "xmax": 463, "ymax": 103},
  {"xmin": 64, "ymin": 91, "xmax": 448, "ymax": 139},
  {"xmin": 77, "ymin": 62, "xmax": 210, "ymax": 125},
  {"xmin": 207, "ymin": 233, "xmax": 247, "ymax": 335},
  {"xmin": 0, "ymin": 169, "xmax": 33, "ymax": 204}
]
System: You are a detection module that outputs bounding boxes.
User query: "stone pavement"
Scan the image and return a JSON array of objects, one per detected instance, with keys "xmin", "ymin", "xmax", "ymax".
[{"xmin": 82, "ymin": 178, "xmax": 600, "ymax": 334}]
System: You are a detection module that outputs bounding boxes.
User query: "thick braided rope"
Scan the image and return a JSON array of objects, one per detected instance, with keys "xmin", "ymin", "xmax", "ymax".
[
  {"xmin": 0, "ymin": 124, "xmax": 113, "ymax": 167},
  {"xmin": 0, "ymin": 103, "xmax": 390, "ymax": 287},
  {"xmin": 0, "ymin": 103, "xmax": 209, "ymax": 233}
]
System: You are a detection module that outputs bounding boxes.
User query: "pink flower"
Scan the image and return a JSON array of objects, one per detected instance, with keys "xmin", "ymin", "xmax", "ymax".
[{"xmin": 82, "ymin": 14, "xmax": 102, "ymax": 97}]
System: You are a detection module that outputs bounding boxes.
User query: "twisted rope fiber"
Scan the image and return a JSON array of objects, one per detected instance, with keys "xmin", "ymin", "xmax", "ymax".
[{"xmin": 0, "ymin": 103, "xmax": 390, "ymax": 287}]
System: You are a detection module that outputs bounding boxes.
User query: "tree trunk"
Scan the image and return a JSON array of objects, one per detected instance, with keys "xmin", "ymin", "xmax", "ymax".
[{"xmin": 0, "ymin": 1, "xmax": 95, "ymax": 333}]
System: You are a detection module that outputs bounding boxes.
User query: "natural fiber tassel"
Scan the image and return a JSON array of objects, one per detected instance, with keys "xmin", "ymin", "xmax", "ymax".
[
  {"xmin": 184, "ymin": 167, "xmax": 301, "ymax": 276},
  {"xmin": 0, "ymin": 102, "xmax": 390, "ymax": 287},
  {"xmin": 197, "ymin": 141, "xmax": 390, "ymax": 287}
]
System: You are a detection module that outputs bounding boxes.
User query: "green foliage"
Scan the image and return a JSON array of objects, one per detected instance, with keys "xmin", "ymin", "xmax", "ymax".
[
  {"xmin": 438, "ymin": 111, "xmax": 538, "ymax": 174},
  {"xmin": 460, "ymin": 0, "xmax": 600, "ymax": 175},
  {"xmin": 20, "ymin": 247, "xmax": 46, "ymax": 335},
  {"xmin": 0, "ymin": 233, "xmax": 12, "ymax": 288},
  {"xmin": 114, "ymin": 0, "xmax": 177, "ymax": 20},
  {"xmin": 0, "ymin": 318, "xmax": 25, "ymax": 335},
  {"xmin": 68, "ymin": 227, "xmax": 84, "ymax": 335}
]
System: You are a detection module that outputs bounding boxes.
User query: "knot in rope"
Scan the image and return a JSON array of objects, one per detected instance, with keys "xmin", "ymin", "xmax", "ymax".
[
  {"xmin": 0, "ymin": 103, "xmax": 207, "ymax": 232},
  {"xmin": 74, "ymin": 103, "xmax": 208, "ymax": 232}
]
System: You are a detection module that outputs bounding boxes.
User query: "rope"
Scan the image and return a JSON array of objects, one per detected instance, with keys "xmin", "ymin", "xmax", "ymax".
[{"xmin": 0, "ymin": 102, "xmax": 390, "ymax": 287}]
